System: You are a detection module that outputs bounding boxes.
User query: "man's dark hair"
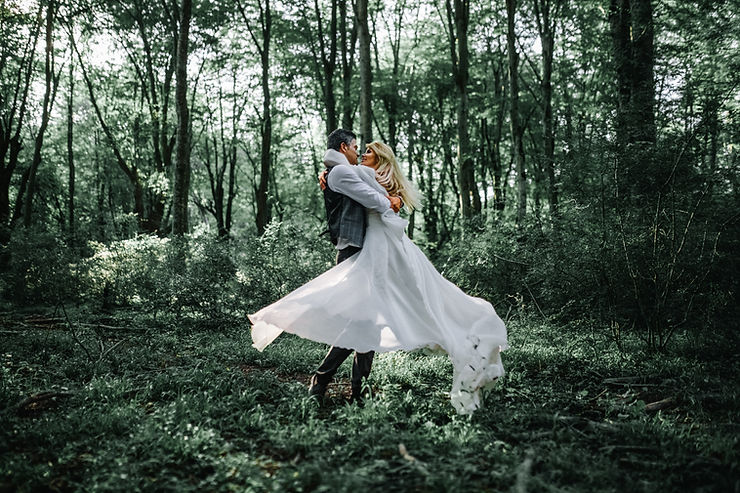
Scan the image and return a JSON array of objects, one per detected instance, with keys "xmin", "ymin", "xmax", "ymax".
[{"xmin": 327, "ymin": 129, "xmax": 356, "ymax": 151}]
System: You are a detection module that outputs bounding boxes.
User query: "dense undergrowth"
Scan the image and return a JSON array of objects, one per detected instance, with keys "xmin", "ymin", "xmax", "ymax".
[
  {"xmin": 4, "ymin": 206, "xmax": 736, "ymax": 353},
  {"xmin": 1, "ymin": 306, "xmax": 737, "ymax": 492}
]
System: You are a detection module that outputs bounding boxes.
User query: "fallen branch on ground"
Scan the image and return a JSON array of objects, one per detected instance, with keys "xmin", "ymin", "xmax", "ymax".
[
  {"xmin": 15, "ymin": 391, "xmax": 74, "ymax": 415},
  {"xmin": 603, "ymin": 376, "xmax": 664, "ymax": 386},
  {"xmin": 645, "ymin": 397, "xmax": 675, "ymax": 412}
]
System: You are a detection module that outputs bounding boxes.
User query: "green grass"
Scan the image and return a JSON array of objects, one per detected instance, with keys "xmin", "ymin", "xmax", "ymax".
[{"xmin": 0, "ymin": 309, "xmax": 737, "ymax": 492}]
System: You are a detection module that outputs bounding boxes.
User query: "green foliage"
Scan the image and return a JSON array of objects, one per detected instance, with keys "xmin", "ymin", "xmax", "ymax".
[
  {"xmin": 437, "ymin": 165, "xmax": 733, "ymax": 351},
  {"xmin": 83, "ymin": 234, "xmax": 169, "ymax": 307},
  {"xmin": 1, "ymin": 214, "xmax": 333, "ymax": 328},
  {"xmin": 437, "ymin": 216, "xmax": 607, "ymax": 323},
  {"xmin": 233, "ymin": 218, "xmax": 334, "ymax": 313},
  {"xmin": 1, "ymin": 227, "xmax": 80, "ymax": 304},
  {"xmin": 1, "ymin": 216, "xmax": 330, "ymax": 325}
]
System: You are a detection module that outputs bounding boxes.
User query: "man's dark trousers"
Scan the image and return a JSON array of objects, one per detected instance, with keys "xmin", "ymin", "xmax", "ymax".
[{"xmin": 310, "ymin": 245, "xmax": 374, "ymax": 398}]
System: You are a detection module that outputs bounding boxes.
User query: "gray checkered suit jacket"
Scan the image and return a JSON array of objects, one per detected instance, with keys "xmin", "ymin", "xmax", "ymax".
[{"xmin": 323, "ymin": 165, "xmax": 366, "ymax": 247}]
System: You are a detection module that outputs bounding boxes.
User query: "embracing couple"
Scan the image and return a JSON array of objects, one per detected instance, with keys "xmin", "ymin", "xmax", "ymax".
[{"xmin": 249, "ymin": 129, "xmax": 508, "ymax": 414}]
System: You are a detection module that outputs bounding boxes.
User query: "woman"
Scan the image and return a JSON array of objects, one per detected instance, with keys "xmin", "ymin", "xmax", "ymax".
[{"xmin": 249, "ymin": 141, "xmax": 508, "ymax": 414}]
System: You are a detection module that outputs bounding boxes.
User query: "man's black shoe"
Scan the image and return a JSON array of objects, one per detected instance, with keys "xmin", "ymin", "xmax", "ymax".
[
  {"xmin": 349, "ymin": 387, "xmax": 365, "ymax": 407},
  {"xmin": 308, "ymin": 377, "xmax": 327, "ymax": 403}
]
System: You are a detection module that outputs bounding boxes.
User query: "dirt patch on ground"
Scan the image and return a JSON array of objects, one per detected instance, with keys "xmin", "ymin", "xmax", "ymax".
[{"xmin": 238, "ymin": 363, "xmax": 356, "ymax": 401}]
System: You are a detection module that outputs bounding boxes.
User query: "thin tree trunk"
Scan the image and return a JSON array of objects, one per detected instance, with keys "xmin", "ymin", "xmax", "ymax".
[
  {"xmin": 23, "ymin": 0, "xmax": 58, "ymax": 227},
  {"xmin": 225, "ymin": 70, "xmax": 240, "ymax": 235},
  {"xmin": 482, "ymin": 115, "xmax": 505, "ymax": 212},
  {"xmin": 127, "ymin": 1, "xmax": 176, "ymax": 232},
  {"xmin": 339, "ymin": 0, "xmax": 356, "ymax": 130},
  {"xmin": 226, "ymin": 141, "xmax": 237, "ymax": 234},
  {"xmin": 631, "ymin": 0, "xmax": 655, "ymax": 145},
  {"xmin": 705, "ymin": 94, "xmax": 719, "ymax": 197},
  {"xmin": 356, "ymin": 0, "xmax": 372, "ymax": 145},
  {"xmin": 216, "ymin": 91, "xmax": 226, "ymax": 235},
  {"xmin": 172, "ymin": 0, "xmax": 192, "ymax": 236},
  {"xmin": 72, "ymin": 34, "xmax": 147, "ymax": 230},
  {"xmin": 492, "ymin": 56, "xmax": 506, "ymax": 211},
  {"xmin": 380, "ymin": 1, "xmax": 406, "ymax": 152},
  {"xmin": 0, "ymin": 6, "xmax": 42, "ymax": 244},
  {"xmin": 67, "ymin": 31, "xmax": 75, "ymax": 244},
  {"xmin": 446, "ymin": 0, "xmax": 480, "ymax": 219},
  {"xmin": 534, "ymin": 0, "xmax": 559, "ymax": 217},
  {"xmin": 609, "ymin": 0, "xmax": 632, "ymax": 150},
  {"xmin": 312, "ymin": 0, "xmax": 338, "ymax": 135},
  {"xmin": 132, "ymin": 1, "xmax": 164, "ymax": 171},
  {"xmin": 423, "ymin": 149, "xmax": 437, "ymax": 243},
  {"xmin": 562, "ymin": 71, "xmax": 574, "ymax": 168},
  {"xmin": 406, "ymin": 110, "xmax": 415, "ymax": 239},
  {"xmin": 201, "ymin": 135, "xmax": 220, "ymax": 232},
  {"xmin": 238, "ymin": 0, "xmax": 273, "ymax": 234},
  {"xmin": 256, "ymin": 0, "xmax": 272, "ymax": 235},
  {"xmin": 506, "ymin": 0, "xmax": 526, "ymax": 223},
  {"xmin": 442, "ymin": 127, "xmax": 460, "ymax": 213}
]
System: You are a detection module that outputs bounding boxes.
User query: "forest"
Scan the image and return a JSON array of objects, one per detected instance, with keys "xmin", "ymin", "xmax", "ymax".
[{"xmin": 1, "ymin": 0, "xmax": 738, "ymax": 491}]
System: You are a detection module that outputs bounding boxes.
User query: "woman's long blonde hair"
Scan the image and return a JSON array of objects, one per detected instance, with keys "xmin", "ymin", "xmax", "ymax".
[{"xmin": 366, "ymin": 141, "xmax": 421, "ymax": 211}]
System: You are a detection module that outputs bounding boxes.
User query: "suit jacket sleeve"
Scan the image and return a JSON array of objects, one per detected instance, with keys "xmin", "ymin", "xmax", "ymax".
[{"xmin": 327, "ymin": 166, "xmax": 391, "ymax": 213}]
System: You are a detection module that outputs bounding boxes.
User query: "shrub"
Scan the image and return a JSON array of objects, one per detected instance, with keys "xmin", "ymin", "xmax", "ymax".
[
  {"xmin": 436, "ymin": 162, "xmax": 733, "ymax": 351},
  {"xmin": 233, "ymin": 218, "xmax": 334, "ymax": 315},
  {"xmin": 76, "ymin": 215, "xmax": 334, "ymax": 324},
  {"xmin": 1, "ymin": 227, "xmax": 79, "ymax": 304}
]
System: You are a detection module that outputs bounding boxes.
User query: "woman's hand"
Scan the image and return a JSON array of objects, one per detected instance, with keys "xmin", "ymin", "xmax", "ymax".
[{"xmin": 318, "ymin": 170, "xmax": 328, "ymax": 191}]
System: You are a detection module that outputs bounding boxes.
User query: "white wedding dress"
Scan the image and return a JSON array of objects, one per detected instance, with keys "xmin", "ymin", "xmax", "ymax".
[{"xmin": 249, "ymin": 165, "xmax": 508, "ymax": 414}]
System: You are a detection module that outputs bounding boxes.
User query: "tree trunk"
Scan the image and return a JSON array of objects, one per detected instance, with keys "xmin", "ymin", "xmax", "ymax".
[
  {"xmin": 705, "ymin": 93, "xmax": 719, "ymax": 196},
  {"xmin": 609, "ymin": 0, "xmax": 632, "ymax": 150},
  {"xmin": 534, "ymin": 0, "xmax": 559, "ymax": 217},
  {"xmin": 127, "ymin": 1, "xmax": 176, "ymax": 233},
  {"xmin": 406, "ymin": 110, "xmax": 415, "ymax": 239},
  {"xmin": 256, "ymin": 1, "xmax": 273, "ymax": 235},
  {"xmin": 423, "ymin": 151, "xmax": 438, "ymax": 243},
  {"xmin": 72, "ymin": 34, "xmax": 148, "ymax": 230},
  {"xmin": 237, "ymin": 0, "xmax": 273, "ymax": 234},
  {"xmin": 225, "ymin": 139, "xmax": 237, "ymax": 234},
  {"xmin": 67, "ymin": 32, "xmax": 75, "ymax": 244},
  {"xmin": 491, "ymin": 56, "xmax": 506, "ymax": 212},
  {"xmin": 610, "ymin": 0, "xmax": 656, "ymax": 194},
  {"xmin": 172, "ymin": 0, "xmax": 192, "ymax": 236},
  {"xmin": 506, "ymin": 0, "xmax": 526, "ymax": 223},
  {"xmin": 356, "ymin": 0, "xmax": 372, "ymax": 145},
  {"xmin": 339, "ymin": 0, "xmax": 356, "ymax": 129},
  {"xmin": 609, "ymin": 0, "xmax": 655, "ymax": 146},
  {"xmin": 380, "ymin": 2, "xmax": 406, "ymax": 152},
  {"xmin": 201, "ymin": 136, "xmax": 222, "ymax": 234},
  {"xmin": 442, "ymin": 126, "xmax": 460, "ymax": 214},
  {"xmin": 312, "ymin": 0, "xmax": 338, "ymax": 135},
  {"xmin": 225, "ymin": 70, "xmax": 239, "ymax": 235},
  {"xmin": 446, "ymin": 0, "xmax": 480, "ymax": 219},
  {"xmin": 631, "ymin": 0, "xmax": 655, "ymax": 145},
  {"xmin": 23, "ymin": 0, "xmax": 58, "ymax": 228},
  {"xmin": 0, "ymin": 6, "xmax": 41, "ymax": 244},
  {"xmin": 482, "ymin": 114, "xmax": 505, "ymax": 212}
]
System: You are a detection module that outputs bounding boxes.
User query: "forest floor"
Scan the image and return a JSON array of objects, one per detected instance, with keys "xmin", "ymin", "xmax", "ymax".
[{"xmin": 0, "ymin": 306, "xmax": 737, "ymax": 492}]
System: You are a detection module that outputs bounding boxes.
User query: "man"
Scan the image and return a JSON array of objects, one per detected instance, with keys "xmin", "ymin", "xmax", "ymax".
[{"xmin": 308, "ymin": 129, "xmax": 401, "ymax": 403}]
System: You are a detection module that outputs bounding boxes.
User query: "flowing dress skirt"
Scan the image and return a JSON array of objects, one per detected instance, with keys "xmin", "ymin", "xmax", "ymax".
[{"xmin": 249, "ymin": 210, "xmax": 508, "ymax": 414}]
